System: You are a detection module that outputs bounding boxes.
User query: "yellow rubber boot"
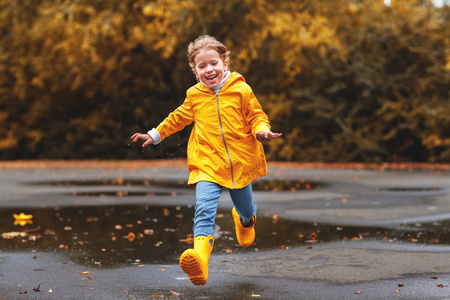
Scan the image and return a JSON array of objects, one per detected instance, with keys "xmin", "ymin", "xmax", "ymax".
[
  {"xmin": 179, "ymin": 235, "xmax": 214, "ymax": 285},
  {"xmin": 232, "ymin": 207, "xmax": 256, "ymax": 248}
]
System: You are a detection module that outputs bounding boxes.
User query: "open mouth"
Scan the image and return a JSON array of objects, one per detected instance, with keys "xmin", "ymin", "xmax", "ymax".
[{"xmin": 205, "ymin": 74, "xmax": 217, "ymax": 82}]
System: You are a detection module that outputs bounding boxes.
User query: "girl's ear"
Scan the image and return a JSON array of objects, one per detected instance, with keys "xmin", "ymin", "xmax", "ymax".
[
  {"xmin": 192, "ymin": 68, "xmax": 199, "ymax": 82},
  {"xmin": 224, "ymin": 60, "xmax": 229, "ymax": 71}
]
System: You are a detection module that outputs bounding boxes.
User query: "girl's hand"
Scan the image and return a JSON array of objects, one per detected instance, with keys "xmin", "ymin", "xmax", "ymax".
[
  {"xmin": 255, "ymin": 131, "xmax": 283, "ymax": 143},
  {"xmin": 130, "ymin": 133, "xmax": 154, "ymax": 147}
]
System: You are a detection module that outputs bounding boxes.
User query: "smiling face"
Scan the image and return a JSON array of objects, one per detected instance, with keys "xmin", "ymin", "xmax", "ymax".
[{"xmin": 193, "ymin": 48, "xmax": 228, "ymax": 89}]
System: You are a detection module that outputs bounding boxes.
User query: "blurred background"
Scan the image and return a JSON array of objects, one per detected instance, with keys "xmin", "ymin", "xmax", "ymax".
[{"xmin": 0, "ymin": 0, "xmax": 448, "ymax": 162}]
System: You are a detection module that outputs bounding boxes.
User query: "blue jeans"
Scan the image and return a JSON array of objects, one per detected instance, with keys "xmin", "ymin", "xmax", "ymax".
[{"xmin": 194, "ymin": 181, "xmax": 257, "ymax": 237}]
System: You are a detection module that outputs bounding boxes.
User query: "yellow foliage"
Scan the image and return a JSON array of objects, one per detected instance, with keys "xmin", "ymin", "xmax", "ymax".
[{"xmin": 0, "ymin": 0, "xmax": 448, "ymax": 162}]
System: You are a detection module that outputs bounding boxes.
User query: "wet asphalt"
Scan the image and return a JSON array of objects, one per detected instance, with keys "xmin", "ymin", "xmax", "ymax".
[{"xmin": 0, "ymin": 161, "xmax": 449, "ymax": 299}]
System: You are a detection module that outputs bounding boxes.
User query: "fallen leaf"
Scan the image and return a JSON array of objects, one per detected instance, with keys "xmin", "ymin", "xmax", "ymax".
[
  {"xmin": 19, "ymin": 291, "xmax": 27, "ymax": 294},
  {"xmin": 398, "ymin": 283, "xmax": 404, "ymax": 287},
  {"xmin": 1, "ymin": 231, "xmax": 28, "ymax": 239},
  {"xmin": 184, "ymin": 237, "xmax": 194, "ymax": 244},
  {"xmin": 14, "ymin": 219, "xmax": 33, "ymax": 226},
  {"xmin": 354, "ymin": 290, "xmax": 362, "ymax": 294},
  {"xmin": 251, "ymin": 292, "xmax": 261, "ymax": 297},
  {"xmin": 33, "ymin": 284, "xmax": 41, "ymax": 292},
  {"xmin": 151, "ymin": 295, "xmax": 164, "ymax": 298},
  {"xmin": 13, "ymin": 213, "xmax": 33, "ymax": 220},
  {"xmin": 144, "ymin": 229, "xmax": 154, "ymax": 235},
  {"xmin": 396, "ymin": 289, "xmax": 400, "ymax": 293},
  {"xmin": 48, "ymin": 289, "xmax": 53, "ymax": 293},
  {"xmin": 431, "ymin": 277, "xmax": 438, "ymax": 279},
  {"xmin": 272, "ymin": 214, "xmax": 279, "ymax": 221},
  {"xmin": 170, "ymin": 291, "xmax": 181, "ymax": 295},
  {"xmin": 127, "ymin": 232, "xmax": 136, "ymax": 242},
  {"xmin": 81, "ymin": 277, "xmax": 92, "ymax": 280},
  {"xmin": 81, "ymin": 271, "xmax": 89, "ymax": 275}
]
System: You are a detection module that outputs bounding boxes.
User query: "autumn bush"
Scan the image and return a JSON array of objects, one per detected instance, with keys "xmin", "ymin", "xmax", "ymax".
[{"xmin": 0, "ymin": 0, "xmax": 449, "ymax": 162}]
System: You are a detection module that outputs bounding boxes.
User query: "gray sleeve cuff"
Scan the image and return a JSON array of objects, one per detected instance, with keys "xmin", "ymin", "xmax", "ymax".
[{"xmin": 147, "ymin": 128, "xmax": 161, "ymax": 145}]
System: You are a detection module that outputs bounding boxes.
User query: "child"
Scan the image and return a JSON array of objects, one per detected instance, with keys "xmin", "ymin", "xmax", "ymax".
[{"xmin": 131, "ymin": 35, "xmax": 282, "ymax": 285}]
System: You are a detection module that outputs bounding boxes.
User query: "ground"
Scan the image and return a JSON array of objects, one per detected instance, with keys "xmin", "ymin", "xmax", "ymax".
[{"xmin": 0, "ymin": 160, "xmax": 449, "ymax": 299}]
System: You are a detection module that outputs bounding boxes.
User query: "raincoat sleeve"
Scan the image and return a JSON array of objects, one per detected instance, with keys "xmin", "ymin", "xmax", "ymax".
[
  {"xmin": 244, "ymin": 88, "xmax": 271, "ymax": 138},
  {"xmin": 155, "ymin": 96, "xmax": 194, "ymax": 142}
]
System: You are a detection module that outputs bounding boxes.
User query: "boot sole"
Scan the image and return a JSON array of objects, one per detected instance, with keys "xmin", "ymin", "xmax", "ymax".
[{"xmin": 179, "ymin": 250, "xmax": 207, "ymax": 285}]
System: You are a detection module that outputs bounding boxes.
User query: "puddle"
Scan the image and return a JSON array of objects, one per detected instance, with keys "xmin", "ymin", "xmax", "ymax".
[
  {"xmin": 1, "ymin": 205, "xmax": 448, "ymax": 268},
  {"xmin": 66, "ymin": 191, "xmax": 175, "ymax": 197},
  {"xmin": 25, "ymin": 178, "xmax": 323, "ymax": 192},
  {"xmin": 376, "ymin": 186, "xmax": 449, "ymax": 196},
  {"xmin": 24, "ymin": 178, "xmax": 189, "ymax": 189}
]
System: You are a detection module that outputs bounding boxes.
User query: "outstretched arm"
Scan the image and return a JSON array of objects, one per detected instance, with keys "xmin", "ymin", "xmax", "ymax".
[{"xmin": 255, "ymin": 131, "xmax": 283, "ymax": 143}]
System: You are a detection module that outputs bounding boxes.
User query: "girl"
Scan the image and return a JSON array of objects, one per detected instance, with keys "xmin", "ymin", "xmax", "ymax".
[{"xmin": 131, "ymin": 35, "xmax": 282, "ymax": 285}]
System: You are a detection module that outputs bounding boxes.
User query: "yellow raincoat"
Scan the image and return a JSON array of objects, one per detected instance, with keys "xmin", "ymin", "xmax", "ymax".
[{"xmin": 156, "ymin": 72, "xmax": 271, "ymax": 189}]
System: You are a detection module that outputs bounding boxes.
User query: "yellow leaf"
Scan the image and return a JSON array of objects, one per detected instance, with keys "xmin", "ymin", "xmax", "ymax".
[
  {"xmin": 13, "ymin": 213, "xmax": 33, "ymax": 220},
  {"xmin": 14, "ymin": 219, "xmax": 33, "ymax": 226}
]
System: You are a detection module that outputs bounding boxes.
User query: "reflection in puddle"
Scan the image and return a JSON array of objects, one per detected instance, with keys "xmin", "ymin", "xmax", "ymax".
[
  {"xmin": 25, "ymin": 178, "xmax": 323, "ymax": 192},
  {"xmin": 0, "ymin": 205, "xmax": 448, "ymax": 268}
]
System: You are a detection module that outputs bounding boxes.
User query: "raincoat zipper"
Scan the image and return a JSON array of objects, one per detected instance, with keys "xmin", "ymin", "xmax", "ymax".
[{"xmin": 215, "ymin": 92, "xmax": 236, "ymax": 189}]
